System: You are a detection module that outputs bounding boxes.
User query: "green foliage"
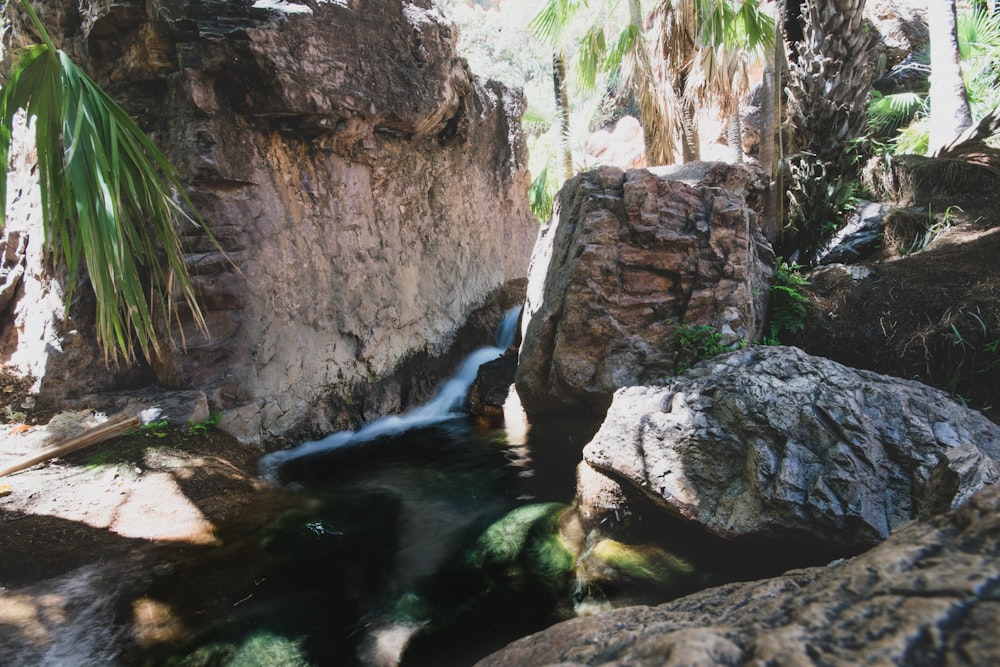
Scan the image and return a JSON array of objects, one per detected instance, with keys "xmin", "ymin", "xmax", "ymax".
[
  {"xmin": 528, "ymin": 164, "xmax": 558, "ymax": 222},
  {"xmin": 187, "ymin": 412, "xmax": 222, "ymax": 436},
  {"xmin": 0, "ymin": 0, "xmax": 216, "ymax": 366},
  {"xmin": 898, "ymin": 205, "xmax": 963, "ymax": 256},
  {"xmin": 672, "ymin": 321, "xmax": 740, "ymax": 375},
  {"xmin": 589, "ymin": 538, "xmax": 697, "ymax": 583},
  {"xmin": 765, "ymin": 260, "xmax": 810, "ymax": 345},
  {"xmin": 953, "ymin": 306, "xmax": 1000, "ymax": 373},
  {"xmin": 167, "ymin": 631, "xmax": 311, "ymax": 667},
  {"xmin": 784, "ymin": 153, "xmax": 860, "ymax": 254},
  {"xmin": 127, "ymin": 419, "xmax": 171, "ymax": 439},
  {"xmin": 867, "ymin": 90, "xmax": 927, "ymax": 136},
  {"xmin": 676, "ymin": 322, "xmax": 731, "ymax": 360},
  {"xmin": 866, "ymin": 7, "xmax": 1000, "ymax": 157}
]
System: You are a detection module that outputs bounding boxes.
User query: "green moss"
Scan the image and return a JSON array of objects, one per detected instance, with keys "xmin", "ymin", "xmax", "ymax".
[
  {"xmin": 590, "ymin": 538, "xmax": 697, "ymax": 582},
  {"xmin": 465, "ymin": 502, "xmax": 576, "ymax": 595},
  {"xmin": 168, "ymin": 630, "xmax": 312, "ymax": 667}
]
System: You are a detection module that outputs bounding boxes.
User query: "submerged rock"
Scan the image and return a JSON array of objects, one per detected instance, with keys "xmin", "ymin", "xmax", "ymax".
[
  {"xmin": 580, "ymin": 346, "xmax": 1000, "ymax": 557},
  {"xmin": 476, "ymin": 482, "xmax": 1000, "ymax": 667},
  {"xmin": 515, "ymin": 162, "xmax": 773, "ymax": 419}
]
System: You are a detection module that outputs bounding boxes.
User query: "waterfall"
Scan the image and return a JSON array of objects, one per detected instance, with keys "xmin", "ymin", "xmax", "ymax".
[{"xmin": 260, "ymin": 306, "xmax": 521, "ymax": 481}]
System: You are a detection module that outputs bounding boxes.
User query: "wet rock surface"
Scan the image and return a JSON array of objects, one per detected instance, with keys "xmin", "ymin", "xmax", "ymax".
[{"xmin": 476, "ymin": 482, "xmax": 1000, "ymax": 667}]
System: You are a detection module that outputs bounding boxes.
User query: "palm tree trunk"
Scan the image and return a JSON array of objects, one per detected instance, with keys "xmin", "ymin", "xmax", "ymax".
[
  {"xmin": 681, "ymin": 96, "xmax": 700, "ymax": 163},
  {"xmin": 728, "ymin": 110, "xmax": 743, "ymax": 163},
  {"xmin": 928, "ymin": 0, "xmax": 974, "ymax": 155},
  {"xmin": 552, "ymin": 51, "xmax": 573, "ymax": 178}
]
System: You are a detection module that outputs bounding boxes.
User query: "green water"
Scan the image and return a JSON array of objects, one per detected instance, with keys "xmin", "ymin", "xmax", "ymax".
[{"xmin": 154, "ymin": 417, "xmax": 588, "ymax": 667}]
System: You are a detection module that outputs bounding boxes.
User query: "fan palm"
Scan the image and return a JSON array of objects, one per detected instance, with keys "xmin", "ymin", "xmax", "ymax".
[
  {"xmin": 0, "ymin": 0, "xmax": 215, "ymax": 366},
  {"xmin": 531, "ymin": 0, "xmax": 773, "ymax": 167},
  {"xmin": 683, "ymin": 0, "xmax": 775, "ymax": 162}
]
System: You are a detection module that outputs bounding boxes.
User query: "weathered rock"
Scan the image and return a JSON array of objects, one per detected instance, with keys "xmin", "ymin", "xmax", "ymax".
[
  {"xmin": 515, "ymin": 163, "xmax": 773, "ymax": 419},
  {"xmin": 475, "ymin": 482, "xmax": 1000, "ymax": 667},
  {"xmin": 467, "ymin": 347, "xmax": 518, "ymax": 429},
  {"xmin": 580, "ymin": 346, "xmax": 1000, "ymax": 556},
  {"xmin": 813, "ymin": 200, "xmax": 891, "ymax": 265},
  {"xmin": 580, "ymin": 116, "xmax": 646, "ymax": 170},
  {"xmin": 1, "ymin": 0, "xmax": 538, "ymax": 444},
  {"xmin": 865, "ymin": 0, "xmax": 928, "ymax": 81}
]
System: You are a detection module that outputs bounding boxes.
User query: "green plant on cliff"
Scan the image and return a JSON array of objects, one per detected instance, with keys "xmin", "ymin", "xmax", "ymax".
[
  {"xmin": 765, "ymin": 260, "xmax": 810, "ymax": 345},
  {"xmin": 0, "ymin": 0, "xmax": 216, "ymax": 366},
  {"xmin": 673, "ymin": 321, "xmax": 738, "ymax": 375}
]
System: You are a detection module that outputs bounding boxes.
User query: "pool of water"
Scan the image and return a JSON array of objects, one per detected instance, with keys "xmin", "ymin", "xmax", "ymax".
[{"xmin": 146, "ymin": 413, "xmax": 592, "ymax": 667}]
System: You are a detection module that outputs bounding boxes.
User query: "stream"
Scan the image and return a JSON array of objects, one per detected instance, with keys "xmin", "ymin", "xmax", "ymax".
[{"xmin": 156, "ymin": 308, "xmax": 598, "ymax": 667}]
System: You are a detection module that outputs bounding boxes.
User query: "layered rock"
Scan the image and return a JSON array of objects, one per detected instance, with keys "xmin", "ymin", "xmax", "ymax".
[
  {"xmin": 515, "ymin": 162, "xmax": 773, "ymax": 419},
  {"xmin": 1, "ymin": 0, "xmax": 538, "ymax": 443},
  {"xmin": 579, "ymin": 346, "xmax": 1000, "ymax": 556},
  {"xmin": 476, "ymin": 482, "xmax": 1000, "ymax": 667}
]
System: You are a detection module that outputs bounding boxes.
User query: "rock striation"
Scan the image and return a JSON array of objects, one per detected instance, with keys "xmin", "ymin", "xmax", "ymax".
[
  {"xmin": 476, "ymin": 482, "xmax": 1000, "ymax": 667},
  {"xmin": 515, "ymin": 162, "xmax": 773, "ymax": 419},
  {"xmin": 1, "ymin": 0, "xmax": 538, "ymax": 443},
  {"xmin": 578, "ymin": 345, "xmax": 1000, "ymax": 557}
]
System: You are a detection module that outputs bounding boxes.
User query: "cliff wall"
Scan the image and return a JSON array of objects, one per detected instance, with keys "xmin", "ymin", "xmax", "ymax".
[{"xmin": 1, "ymin": 0, "xmax": 538, "ymax": 444}]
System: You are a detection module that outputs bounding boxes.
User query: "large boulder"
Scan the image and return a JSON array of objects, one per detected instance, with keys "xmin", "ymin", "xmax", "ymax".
[
  {"xmin": 515, "ymin": 162, "xmax": 773, "ymax": 419},
  {"xmin": 1, "ymin": 0, "xmax": 538, "ymax": 444},
  {"xmin": 475, "ymin": 482, "xmax": 1000, "ymax": 667},
  {"xmin": 580, "ymin": 346, "xmax": 1000, "ymax": 556}
]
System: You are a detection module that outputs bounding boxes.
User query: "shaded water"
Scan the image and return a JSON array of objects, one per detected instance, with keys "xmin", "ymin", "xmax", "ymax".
[{"xmin": 156, "ymin": 308, "xmax": 593, "ymax": 666}]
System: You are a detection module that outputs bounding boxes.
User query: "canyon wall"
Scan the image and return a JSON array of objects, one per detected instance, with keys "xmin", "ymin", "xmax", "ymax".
[{"xmin": 1, "ymin": 0, "xmax": 538, "ymax": 444}]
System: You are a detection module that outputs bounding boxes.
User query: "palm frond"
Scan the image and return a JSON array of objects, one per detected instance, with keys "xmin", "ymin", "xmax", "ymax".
[
  {"xmin": 867, "ymin": 90, "xmax": 925, "ymax": 133},
  {"xmin": 530, "ymin": 0, "xmax": 591, "ymax": 46},
  {"xmin": 576, "ymin": 26, "xmax": 608, "ymax": 90},
  {"xmin": 0, "ymin": 0, "xmax": 214, "ymax": 365},
  {"xmin": 958, "ymin": 8, "xmax": 1000, "ymax": 62},
  {"xmin": 604, "ymin": 23, "xmax": 639, "ymax": 74}
]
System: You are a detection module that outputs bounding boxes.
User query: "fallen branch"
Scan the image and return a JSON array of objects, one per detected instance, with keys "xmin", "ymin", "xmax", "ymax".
[{"xmin": 0, "ymin": 415, "xmax": 140, "ymax": 478}]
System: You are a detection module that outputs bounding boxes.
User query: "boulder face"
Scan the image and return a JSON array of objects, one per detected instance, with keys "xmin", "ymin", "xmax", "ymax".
[
  {"xmin": 580, "ymin": 346, "xmax": 1000, "ymax": 556},
  {"xmin": 515, "ymin": 162, "xmax": 774, "ymax": 419},
  {"xmin": 1, "ymin": 0, "xmax": 538, "ymax": 444},
  {"xmin": 476, "ymin": 482, "xmax": 1000, "ymax": 667}
]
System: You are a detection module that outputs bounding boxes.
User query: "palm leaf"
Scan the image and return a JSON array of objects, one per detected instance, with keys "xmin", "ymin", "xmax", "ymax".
[
  {"xmin": 867, "ymin": 90, "xmax": 925, "ymax": 133},
  {"xmin": 576, "ymin": 26, "xmax": 608, "ymax": 90},
  {"xmin": 530, "ymin": 0, "xmax": 591, "ymax": 45},
  {"xmin": 604, "ymin": 23, "xmax": 639, "ymax": 75},
  {"xmin": 0, "ymin": 0, "xmax": 214, "ymax": 365}
]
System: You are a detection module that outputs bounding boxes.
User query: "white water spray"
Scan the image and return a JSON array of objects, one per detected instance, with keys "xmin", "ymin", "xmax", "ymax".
[{"xmin": 260, "ymin": 307, "xmax": 521, "ymax": 481}]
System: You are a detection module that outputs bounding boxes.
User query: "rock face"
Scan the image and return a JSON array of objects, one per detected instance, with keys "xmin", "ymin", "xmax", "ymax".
[
  {"xmin": 580, "ymin": 346, "xmax": 1000, "ymax": 556},
  {"xmin": 1, "ymin": 0, "xmax": 538, "ymax": 443},
  {"xmin": 475, "ymin": 482, "xmax": 1000, "ymax": 667},
  {"xmin": 515, "ymin": 162, "xmax": 773, "ymax": 419}
]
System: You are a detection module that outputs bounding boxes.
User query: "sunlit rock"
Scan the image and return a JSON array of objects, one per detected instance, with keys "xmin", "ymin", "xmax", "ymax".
[
  {"xmin": 580, "ymin": 345, "xmax": 1000, "ymax": 557},
  {"xmin": 515, "ymin": 162, "xmax": 773, "ymax": 419}
]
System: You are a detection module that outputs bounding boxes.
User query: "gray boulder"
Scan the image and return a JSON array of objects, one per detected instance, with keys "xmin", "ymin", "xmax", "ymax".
[
  {"xmin": 515, "ymin": 163, "xmax": 773, "ymax": 419},
  {"xmin": 580, "ymin": 346, "xmax": 1000, "ymax": 554},
  {"xmin": 476, "ymin": 481, "xmax": 1000, "ymax": 667}
]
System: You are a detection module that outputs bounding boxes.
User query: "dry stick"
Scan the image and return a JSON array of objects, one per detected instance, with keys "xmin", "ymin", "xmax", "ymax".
[{"xmin": 0, "ymin": 415, "xmax": 141, "ymax": 478}]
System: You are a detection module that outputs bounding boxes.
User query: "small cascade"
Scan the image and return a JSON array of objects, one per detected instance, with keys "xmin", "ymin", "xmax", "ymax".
[{"xmin": 260, "ymin": 306, "xmax": 521, "ymax": 481}]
